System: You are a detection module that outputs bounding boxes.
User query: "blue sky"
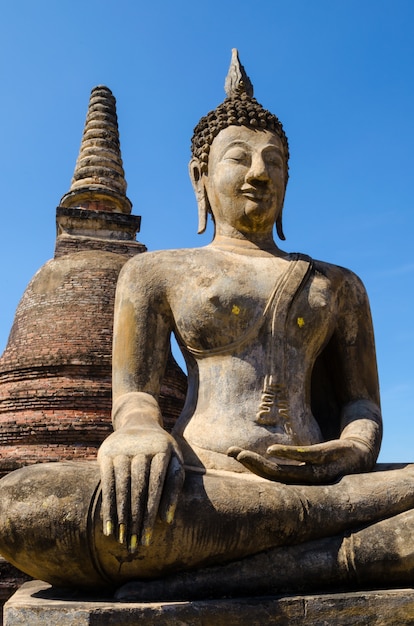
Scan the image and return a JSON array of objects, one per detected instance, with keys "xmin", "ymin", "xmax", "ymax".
[{"xmin": 1, "ymin": 1, "xmax": 413, "ymax": 462}]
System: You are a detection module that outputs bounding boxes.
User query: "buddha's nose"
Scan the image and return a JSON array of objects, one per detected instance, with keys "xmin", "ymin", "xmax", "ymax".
[{"xmin": 245, "ymin": 154, "xmax": 269, "ymax": 183}]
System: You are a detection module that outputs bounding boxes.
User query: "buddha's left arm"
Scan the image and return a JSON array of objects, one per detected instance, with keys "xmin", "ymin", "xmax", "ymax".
[
  {"xmin": 229, "ymin": 270, "xmax": 383, "ymax": 484},
  {"xmin": 315, "ymin": 268, "xmax": 383, "ymax": 469}
]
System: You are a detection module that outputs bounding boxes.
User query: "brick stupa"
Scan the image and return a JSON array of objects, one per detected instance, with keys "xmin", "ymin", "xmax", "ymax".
[{"xmin": 0, "ymin": 86, "xmax": 187, "ymax": 477}]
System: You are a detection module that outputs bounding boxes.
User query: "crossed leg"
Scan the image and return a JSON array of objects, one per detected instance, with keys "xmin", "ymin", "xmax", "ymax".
[{"xmin": 1, "ymin": 461, "xmax": 414, "ymax": 594}]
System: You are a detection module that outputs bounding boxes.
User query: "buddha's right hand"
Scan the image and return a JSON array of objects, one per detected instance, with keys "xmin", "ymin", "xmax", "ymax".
[{"xmin": 97, "ymin": 425, "xmax": 185, "ymax": 553}]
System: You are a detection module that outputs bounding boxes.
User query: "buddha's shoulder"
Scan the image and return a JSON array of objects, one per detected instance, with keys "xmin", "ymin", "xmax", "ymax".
[
  {"xmin": 127, "ymin": 245, "xmax": 234, "ymax": 265},
  {"xmin": 119, "ymin": 247, "xmax": 209, "ymax": 279},
  {"xmin": 311, "ymin": 257, "xmax": 368, "ymax": 297}
]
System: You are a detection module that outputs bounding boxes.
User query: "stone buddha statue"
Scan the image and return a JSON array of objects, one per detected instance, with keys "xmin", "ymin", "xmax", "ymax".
[{"xmin": 1, "ymin": 50, "xmax": 414, "ymax": 600}]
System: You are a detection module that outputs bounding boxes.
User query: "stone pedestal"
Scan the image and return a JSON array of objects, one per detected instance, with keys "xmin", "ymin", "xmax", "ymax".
[{"xmin": 4, "ymin": 580, "xmax": 414, "ymax": 625}]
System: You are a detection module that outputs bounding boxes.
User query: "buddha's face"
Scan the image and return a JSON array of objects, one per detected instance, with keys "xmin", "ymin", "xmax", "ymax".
[{"xmin": 202, "ymin": 126, "xmax": 286, "ymax": 238}]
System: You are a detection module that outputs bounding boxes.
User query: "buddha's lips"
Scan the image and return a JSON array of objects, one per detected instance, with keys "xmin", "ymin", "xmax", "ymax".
[{"xmin": 240, "ymin": 187, "xmax": 266, "ymax": 200}]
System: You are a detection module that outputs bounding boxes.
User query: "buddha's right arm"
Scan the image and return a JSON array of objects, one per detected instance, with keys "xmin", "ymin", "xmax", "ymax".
[{"xmin": 97, "ymin": 255, "xmax": 185, "ymax": 553}]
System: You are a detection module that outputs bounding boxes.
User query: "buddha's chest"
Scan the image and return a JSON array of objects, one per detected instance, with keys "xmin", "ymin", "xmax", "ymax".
[{"xmin": 170, "ymin": 261, "xmax": 336, "ymax": 355}]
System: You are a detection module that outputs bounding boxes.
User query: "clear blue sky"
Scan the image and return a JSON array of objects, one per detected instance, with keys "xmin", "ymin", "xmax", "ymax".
[{"xmin": 1, "ymin": 1, "xmax": 413, "ymax": 462}]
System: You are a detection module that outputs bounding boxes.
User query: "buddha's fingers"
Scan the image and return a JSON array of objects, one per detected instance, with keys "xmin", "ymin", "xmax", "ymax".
[
  {"xmin": 227, "ymin": 446, "xmax": 244, "ymax": 459},
  {"xmin": 158, "ymin": 455, "xmax": 185, "ymax": 525},
  {"xmin": 99, "ymin": 456, "xmax": 116, "ymax": 537},
  {"xmin": 113, "ymin": 454, "xmax": 131, "ymax": 544},
  {"xmin": 129, "ymin": 455, "xmax": 149, "ymax": 553},
  {"xmin": 140, "ymin": 452, "xmax": 170, "ymax": 546},
  {"xmin": 266, "ymin": 444, "xmax": 332, "ymax": 463},
  {"xmin": 235, "ymin": 450, "xmax": 317, "ymax": 483},
  {"xmin": 267, "ymin": 440, "xmax": 351, "ymax": 464},
  {"xmin": 234, "ymin": 450, "xmax": 282, "ymax": 478}
]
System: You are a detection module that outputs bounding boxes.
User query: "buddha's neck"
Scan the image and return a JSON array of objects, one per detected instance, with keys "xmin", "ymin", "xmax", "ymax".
[{"xmin": 210, "ymin": 234, "xmax": 284, "ymax": 257}]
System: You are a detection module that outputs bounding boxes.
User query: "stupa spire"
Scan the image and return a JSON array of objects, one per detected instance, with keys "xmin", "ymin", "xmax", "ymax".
[{"xmin": 60, "ymin": 85, "xmax": 132, "ymax": 214}]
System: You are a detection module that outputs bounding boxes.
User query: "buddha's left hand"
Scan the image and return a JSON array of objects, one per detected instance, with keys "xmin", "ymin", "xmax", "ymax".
[{"xmin": 228, "ymin": 437, "xmax": 375, "ymax": 484}]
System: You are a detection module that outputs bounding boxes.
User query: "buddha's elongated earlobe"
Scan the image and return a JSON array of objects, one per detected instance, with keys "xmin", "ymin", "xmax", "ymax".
[
  {"xmin": 197, "ymin": 192, "xmax": 208, "ymax": 234},
  {"xmin": 276, "ymin": 188, "xmax": 286, "ymax": 241},
  {"xmin": 276, "ymin": 212, "xmax": 286, "ymax": 241},
  {"xmin": 189, "ymin": 158, "xmax": 209, "ymax": 234}
]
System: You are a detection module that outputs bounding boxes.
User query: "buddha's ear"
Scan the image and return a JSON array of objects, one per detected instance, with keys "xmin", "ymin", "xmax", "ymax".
[{"xmin": 189, "ymin": 158, "xmax": 209, "ymax": 234}]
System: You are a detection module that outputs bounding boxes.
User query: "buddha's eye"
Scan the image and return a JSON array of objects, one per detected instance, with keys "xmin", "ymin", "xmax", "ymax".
[
  {"xmin": 264, "ymin": 151, "xmax": 283, "ymax": 168},
  {"xmin": 223, "ymin": 148, "xmax": 249, "ymax": 163}
]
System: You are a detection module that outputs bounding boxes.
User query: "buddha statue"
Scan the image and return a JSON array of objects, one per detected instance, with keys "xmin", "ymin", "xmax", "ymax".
[{"xmin": 1, "ymin": 50, "xmax": 414, "ymax": 600}]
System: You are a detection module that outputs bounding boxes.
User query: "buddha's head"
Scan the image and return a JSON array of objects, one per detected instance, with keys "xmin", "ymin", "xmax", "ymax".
[{"xmin": 190, "ymin": 49, "xmax": 289, "ymax": 240}]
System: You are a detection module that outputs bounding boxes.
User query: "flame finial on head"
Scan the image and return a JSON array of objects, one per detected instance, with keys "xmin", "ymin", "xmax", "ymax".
[{"xmin": 224, "ymin": 48, "xmax": 254, "ymax": 98}]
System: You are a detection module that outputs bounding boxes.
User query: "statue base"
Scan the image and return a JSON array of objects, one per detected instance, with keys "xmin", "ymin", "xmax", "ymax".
[{"xmin": 4, "ymin": 580, "xmax": 414, "ymax": 625}]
